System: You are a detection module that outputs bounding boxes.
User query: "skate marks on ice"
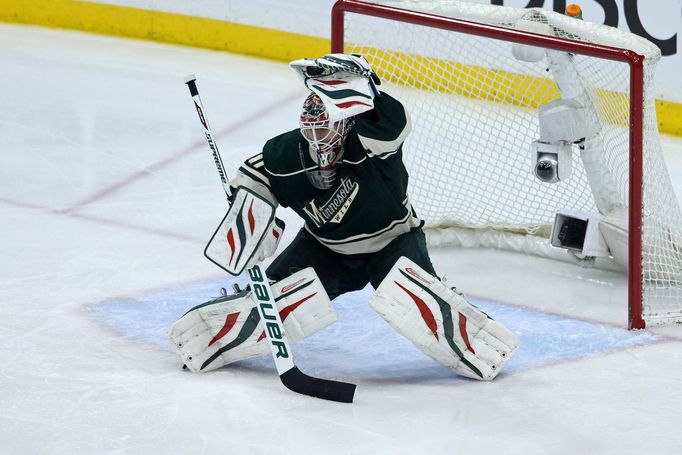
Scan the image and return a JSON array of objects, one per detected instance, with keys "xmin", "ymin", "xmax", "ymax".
[{"xmin": 89, "ymin": 276, "xmax": 660, "ymax": 383}]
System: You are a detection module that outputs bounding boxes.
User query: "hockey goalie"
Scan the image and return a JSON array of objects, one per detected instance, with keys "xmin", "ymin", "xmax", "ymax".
[{"xmin": 168, "ymin": 54, "xmax": 520, "ymax": 381}]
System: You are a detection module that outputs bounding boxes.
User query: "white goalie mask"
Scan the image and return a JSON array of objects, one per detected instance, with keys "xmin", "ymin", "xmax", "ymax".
[{"xmin": 299, "ymin": 93, "xmax": 354, "ymax": 189}]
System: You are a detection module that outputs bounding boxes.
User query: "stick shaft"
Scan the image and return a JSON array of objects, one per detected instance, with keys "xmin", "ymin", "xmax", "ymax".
[
  {"xmin": 184, "ymin": 74, "xmax": 232, "ymax": 200},
  {"xmin": 248, "ymin": 265, "xmax": 296, "ymax": 374}
]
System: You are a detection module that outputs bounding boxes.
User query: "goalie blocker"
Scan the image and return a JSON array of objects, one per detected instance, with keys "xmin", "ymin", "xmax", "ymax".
[
  {"xmin": 371, "ymin": 257, "xmax": 520, "ymax": 380},
  {"xmin": 204, "ymin": 187, "xmax": 285, "ymax": 276}
]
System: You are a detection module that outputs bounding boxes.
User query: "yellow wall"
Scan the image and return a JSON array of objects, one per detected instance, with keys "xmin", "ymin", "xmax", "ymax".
[
  {"xmin": 0, "ymin": 0, "xmax": 329, "ymax": 62},
  {"xmin": 1, "ymin": 0, "xmax": 680, "ymax": 136}
]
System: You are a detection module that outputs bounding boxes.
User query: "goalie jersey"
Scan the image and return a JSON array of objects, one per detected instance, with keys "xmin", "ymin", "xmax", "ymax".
[{"xmin": 231, "ymin": 92, "xmax": 424, "ymax": 255}]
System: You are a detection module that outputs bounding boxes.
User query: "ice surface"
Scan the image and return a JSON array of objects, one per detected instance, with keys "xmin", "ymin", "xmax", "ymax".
[
  {"xmin": 2, "ymin": 23, "xmax": 682, "ymax": 455},
  {"xmin": 93, "ymin": 279, "xmax": 660, "ymax": 380}
]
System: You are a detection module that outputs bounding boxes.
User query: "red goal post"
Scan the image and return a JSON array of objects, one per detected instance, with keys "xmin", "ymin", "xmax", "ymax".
[{"xmin": 331, "ymin": 0, "xmax": 652, "ymax": 328}]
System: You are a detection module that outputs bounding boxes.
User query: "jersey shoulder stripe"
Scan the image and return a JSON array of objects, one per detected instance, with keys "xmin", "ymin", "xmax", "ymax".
[
  {"xmin": 239, "ymin": 163, "xmax": 270, "ymax": 188},
  {"xmin": 246, "ymin": 153, "xmax": 265, "ymax": 169},
  {"xmin": 230, "ymin": 167, "xmax": 278, "ymax": 206}
]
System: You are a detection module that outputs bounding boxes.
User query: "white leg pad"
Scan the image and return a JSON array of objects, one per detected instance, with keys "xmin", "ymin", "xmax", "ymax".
[
  {"xmin": 369, "ymin": 257, "xmax": 521, "ymax": 380},
  {"xmin": 167, "ymin": 267, "xmax": 337, "ymax": 372}
]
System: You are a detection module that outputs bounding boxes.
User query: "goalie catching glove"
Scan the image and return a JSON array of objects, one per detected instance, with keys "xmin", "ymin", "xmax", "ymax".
[
  {"xmin": 370, "ymin": 257, "xmax": 520, "ymax": 380},
  {"xmin": 204, "ymin": 187, "xmax": 284, "ymax": 276},
  {"xmin": 167, "ymin": 267, "xmax": 337, "ymax": 372},
  {"xmin": 290, "ymin": 53, "xmax": 381, "ymax": 121}
]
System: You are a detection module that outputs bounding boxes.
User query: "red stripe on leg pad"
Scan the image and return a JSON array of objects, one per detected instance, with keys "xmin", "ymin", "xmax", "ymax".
[
  {"xmin": 395, "ymin": 281, "xmax": 439, "ymax": 341},
  {"xmin": 226, "ymin": 229, "xmax": 236, "ymax": 263},
  {"xmin": 280, "ymin": 293, "xmax": 317, "ymax": 321},
  {"xmin": 247, "ymin": 200, "xmax": 255, "ymax": 235},
  {"xmin": 256, "ymin": 293, "xmax": 317, "ymax": 343},
  {"xmin": 208, "ymin": 312, "xmax": 240, "ymax": 347},
  {"xmin": 458, "ymin": 313, "xmax": 476, "ymax": 354}
]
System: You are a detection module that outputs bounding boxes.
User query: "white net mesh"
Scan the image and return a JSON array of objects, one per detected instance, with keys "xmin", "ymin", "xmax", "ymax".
[{"xmin": 341, "ymin": 0, "xmax": 682, "ymax": 325}]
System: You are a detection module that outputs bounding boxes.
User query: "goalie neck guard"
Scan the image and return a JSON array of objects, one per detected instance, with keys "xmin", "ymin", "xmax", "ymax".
[{"xmin": 299, "ymin": 93, "xmax": 354, "ymax": 190}]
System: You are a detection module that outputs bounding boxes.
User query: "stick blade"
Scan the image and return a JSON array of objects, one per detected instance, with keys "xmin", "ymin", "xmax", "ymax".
[{"xmin": 280, "ymin": 367, "xmax": 356, "ymax": 403}]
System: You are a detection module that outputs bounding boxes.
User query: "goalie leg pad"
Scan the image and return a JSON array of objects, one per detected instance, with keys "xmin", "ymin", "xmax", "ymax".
[
  {"xmin": 369, "ymin": 257, "xmax": 520, "ymax": 380},
  {"xmin": 167, "ymin": 267, "xmax": 337, "ymax": 372}
]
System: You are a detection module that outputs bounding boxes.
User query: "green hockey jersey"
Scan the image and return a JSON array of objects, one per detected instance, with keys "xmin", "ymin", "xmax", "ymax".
[{"xmin": 230, "ymin": 92, "xmax": 424, "ymax": 255}]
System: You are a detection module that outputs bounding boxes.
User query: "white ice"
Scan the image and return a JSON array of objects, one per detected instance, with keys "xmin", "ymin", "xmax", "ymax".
[{"xmin": 2, "ymin": 23, "xmax": 682, "ymax": 455}]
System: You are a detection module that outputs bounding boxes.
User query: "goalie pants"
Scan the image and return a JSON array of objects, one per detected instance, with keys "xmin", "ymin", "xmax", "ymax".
[{"xmin": 266, "ymin": 228, "xmax": 436, "ymax": 300}]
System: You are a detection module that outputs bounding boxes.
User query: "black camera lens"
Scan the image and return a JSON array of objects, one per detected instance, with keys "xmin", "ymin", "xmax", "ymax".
[{"xmin": 534, "ymin": 154, "xmax": 558, "ymax": 183}]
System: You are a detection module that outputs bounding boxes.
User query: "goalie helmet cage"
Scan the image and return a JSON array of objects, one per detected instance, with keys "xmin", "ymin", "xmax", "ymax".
[{"xmin": 331, "ymin": 0, "xmax": 682, "ymax": 329}]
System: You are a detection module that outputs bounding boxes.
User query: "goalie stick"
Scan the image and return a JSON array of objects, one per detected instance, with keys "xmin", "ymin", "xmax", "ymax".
[{"xmin": 183, "ymin": 74, "xmax": 357, "ymax": 403}]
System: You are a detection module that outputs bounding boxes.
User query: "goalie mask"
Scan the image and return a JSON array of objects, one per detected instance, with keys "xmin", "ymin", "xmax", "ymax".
[{"xmin": 299, "ymin": 93, "xmax": 354, "ymax": 190}]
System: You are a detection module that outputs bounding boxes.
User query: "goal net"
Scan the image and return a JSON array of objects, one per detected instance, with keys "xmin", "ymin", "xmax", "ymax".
[{"xmin": 332, "ymin": 0, "xmax": 682, "ymax": 328}]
